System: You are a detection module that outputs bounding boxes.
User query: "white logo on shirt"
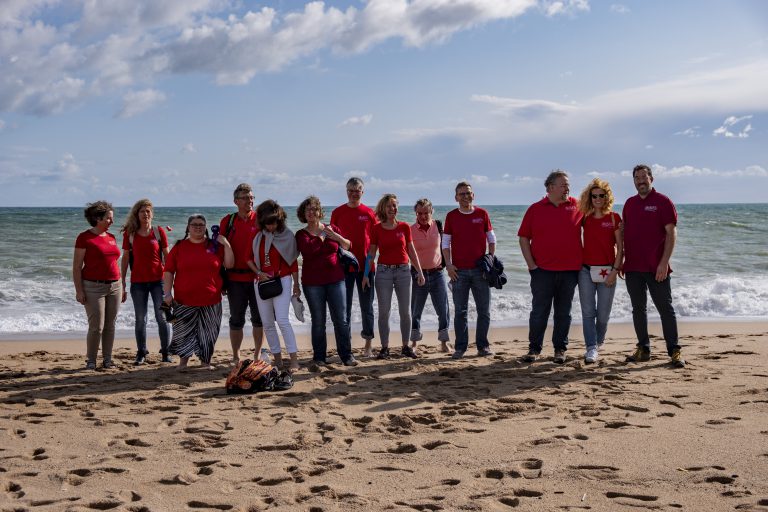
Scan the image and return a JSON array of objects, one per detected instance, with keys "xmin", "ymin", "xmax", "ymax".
[
  {"xmin": 601, "ymin": 221, "xmax": 613, "ymax": 228},
  {"xmin": 645, "ymin": 206, "xmax": 657, "ymax": 212},
  {"xmin": 472, "ymin": 218, "xmax": 483, "ymax": 224},
  {"xmin": 359, "ymin": 216, "xmax": 369, "ymax": 222},
  {"xmin": 565, "ymin": 205, "xmax": 577, "ymax": 211}
]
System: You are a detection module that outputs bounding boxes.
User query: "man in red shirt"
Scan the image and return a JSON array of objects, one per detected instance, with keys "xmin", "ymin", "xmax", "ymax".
[
  {"xmin": 330, "ymin": 177, "xmax": 378, "ymax": 357},
  {"xmin": 518, "ymin": 170, "xmax": 583, "ymax": 364},
  {"xmin": 622, "ymin": 164, "xmax": 684, "ymax": 368},
  {"xmin": 220, "ymin": 183, "xmax": 263, "ymax": 364},
  {"xmin": 442, "ymin": 181, "xmax": 496, "ymax": 359}
]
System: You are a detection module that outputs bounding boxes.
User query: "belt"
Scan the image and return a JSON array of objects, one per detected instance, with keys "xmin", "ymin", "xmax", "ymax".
[
  {"xmin": 85, "ymin": 279, "xmax": 119, "ymax": 284},
  {"xmin": 378, "ymin": 264, "xmax": 408, "ymax": 269},
  {"xmin": 420, "ymin": 267, "xmax": 443, "ymax": 274}
]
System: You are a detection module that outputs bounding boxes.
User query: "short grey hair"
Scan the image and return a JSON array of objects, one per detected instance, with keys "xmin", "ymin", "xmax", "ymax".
[
  {"xmin": 545, "ymin": 169, "xmax": 569, "ymax": 188},
  {"xmin": 413, "ymin": 198, "xmax": 433, "ymax": 212},
  {"xmin": 346, "ymin": 177, "xmax": 364, "ymax": 189}
]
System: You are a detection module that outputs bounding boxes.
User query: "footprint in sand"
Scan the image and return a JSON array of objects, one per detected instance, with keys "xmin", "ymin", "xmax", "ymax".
[
  {"xmin": 32, "ymin": 447, "xmax": 48, "ymax": 460},
  {"xmin": 187, "ymin": 500, "xmax": 233, "ymax": 510},
  {"xmin": 4, "ymin": 480, "xmax": 24, "ymax": 499}
]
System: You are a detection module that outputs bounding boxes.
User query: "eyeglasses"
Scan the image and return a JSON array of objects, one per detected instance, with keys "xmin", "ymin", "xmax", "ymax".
[
  {"xmin": 346, "ymin": 189, "xmax": 363, "ymax": 194},
  {"xmin": 237, "ymin": 195, "xmax": 254, "ymax": 201},
  {"xmin": 591, "ymin": 193, "xmax": 606, "ymax": 199},
  {"xmin": 189, "ymin": 223, "xmax": 206, "ymax": 228}
]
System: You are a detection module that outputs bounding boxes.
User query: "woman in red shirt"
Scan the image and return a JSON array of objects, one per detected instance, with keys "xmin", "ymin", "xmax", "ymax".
[
  {"xmin": 295, "ymin": 196, "xmax": 357, "ymax": 367},
  {"xmin": 120, "ymin": 199, "xmax": 171, "ymax": 365},
  {"xmin": 577, "ymin": 178, "xmax": 624, "ymax": 364},
  {"xmin": 363, "ymin": 194, "xmax": 425, "ymax": 359},
  {"xmin": 247, "ymin": 200, "xmax": 301, "ymax": 372},
  {"xmin": 73, "ymin": 200, "xmax": 124, "ymax": 370},
  {"xmin": 163, "ymin": 214, "xmax": 234, "ymax": 370}
]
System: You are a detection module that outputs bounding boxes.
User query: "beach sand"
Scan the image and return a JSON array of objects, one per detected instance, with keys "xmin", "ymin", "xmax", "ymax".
[{"xmin": 1, "ymin": 321, "xmax": 767, "ymax": 511}]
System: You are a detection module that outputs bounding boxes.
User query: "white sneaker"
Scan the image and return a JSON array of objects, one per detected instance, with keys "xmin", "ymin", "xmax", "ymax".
[{"xmin": 585, "ymin": 348, "xmax": 599, "ymax": 364}]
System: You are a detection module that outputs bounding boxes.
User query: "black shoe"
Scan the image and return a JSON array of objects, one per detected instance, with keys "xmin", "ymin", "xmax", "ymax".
[
  {"xmin": 521, "ymin": 351, "xmax": 539, "ymax": 363},
  {"xmin": 161, "ymin": 353, "xmax": 173, "ymax": 363},
  {"xmin": 342, "ymin": 356, "xmax": 359, "ymax": 367},
  {"xmin": 376, "ymin": 347, "xmax": 390, "ymax": 360},
  {"xmin": 477, "ymin": 347, "xmax": 494, "ymax": 357},
  {"xmin": 401, "ymin": 346, "xmax": 418, "ymax": 359},
  {"xmin": 134, "ymin": 351, "xmax": 147, "ymax": 366},
  {"xmin": 553, "ymin": 350, "xmax": 567, "ymax": 364},
  {"xmin": 626, "ymin": 347, "xmax": 651, "ymax": 363}
]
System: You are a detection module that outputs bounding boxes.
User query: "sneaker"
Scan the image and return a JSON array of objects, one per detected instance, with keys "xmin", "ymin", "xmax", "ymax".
[
  {"xmin": 161, "ymin": 353, "xmax": 174, "ymax": 363},
  {"xmin": 553, "ymin": 350, "xmax": 566, "ymax": 364},
  {"xmin": 343, "ymin": 356, "xmax": 359, "ymax": 367},
  {"xmin": 134, "ymin": 351, "xmax": 147, "ymax": 366},
  {"xmin": 102, "ymin": 360, "xmax": 117, "ymax": 369},
  {"xmin": 584, "ymin": 348, "xmax": 599, "ymax": 364},
  {"xmin": 376, "ymin": 347, "xmax": 390, "ymax": 360},
  {"xmin": 477, "ymin": 347, "xmax": 494, "ymax": 357},
  {"xmin": 401, "ymin": 346, "xmax": 418, "ymax": 359},
  {"xmin": 451, "ymin": 350, "xmax": 465, "ymax": 360},
  {"xmin": 670, "ymin": 349, "xmax": 686, "ymax": 368},
  {"xmin": 410, "ymin": 329, "xmax": 423, "ymax": 342},
  {"xmin": 521, "ymin": 351, "xmax": 539, "ymax": 363},
  {"xmin": 85, "ymin": 361, "xmax": 96, "ymax": 370},
  {"xmin": 626, "ymin": 346, "xmax": 651, "ymax": 362}
]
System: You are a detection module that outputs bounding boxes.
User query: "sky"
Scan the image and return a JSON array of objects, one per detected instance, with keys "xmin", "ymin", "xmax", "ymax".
[{"xmin": 0, "ymin": 0, "xmax": 767, "ymax": 207}]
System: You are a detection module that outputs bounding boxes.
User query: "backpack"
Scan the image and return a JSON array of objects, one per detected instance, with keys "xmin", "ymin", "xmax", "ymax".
[
  {"xmin": 128, "ymin": 226, "xmax": 163, "ymax": 270},
  {"xmin": 219, "ymin": 214, "xmax": 238, "ymax": 293},
  {"xmin": 224, "ymin": 359, "xmax": 294, "ymax": 394},
  {"xmin": 435, "ymin": 219, "xmax": 446, "ymax": 269}
]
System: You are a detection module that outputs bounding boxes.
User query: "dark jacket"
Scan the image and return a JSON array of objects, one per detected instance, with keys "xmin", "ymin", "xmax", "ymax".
[{"xmin": 476, "ymin": 253, "xmax": 507, "ymax": 289}]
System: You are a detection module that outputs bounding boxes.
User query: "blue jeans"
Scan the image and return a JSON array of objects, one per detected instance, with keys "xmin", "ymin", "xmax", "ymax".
[
  {"xmin": 528, "ymin": 268, "xmax": 579, "ymax": 353},
  {"xmin": 625, "ymin": 272, "xmax": 680, "ymax": 356},
  {"xmin": 411, "ymin": 269, "xmax": 450, "ymax": 339},
  {"xmin": 452, "ymin": 268, "xmax": 491, "ymax": 353},
  {"xmin": 130, "ymin": 281, "xmax": 170, "ymax": 354},
  {"xmin": 344, "ymin": 270, "xmax": 375, "ymax": 341},
  {"xmin": 303, "ymin": 279, "xmax": 352, "ymax": 362},
  {"xmin": 577, "ymin": 266, "xmax": 616, "ymax": 349}
]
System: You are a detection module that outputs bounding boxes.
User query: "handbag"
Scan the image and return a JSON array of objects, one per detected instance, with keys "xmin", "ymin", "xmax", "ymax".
[
  {"xmin": 257, "ymin": 276, "xmax": 283, "ymax": 300},
  {"xmin": 590, "ymin": 265, "xmax": 613, "ymax": 284}
]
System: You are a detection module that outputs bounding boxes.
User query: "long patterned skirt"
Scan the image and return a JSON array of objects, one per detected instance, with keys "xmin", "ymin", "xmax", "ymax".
[{"xmin": 169, "ymin": 302, "xmax": 222, "ymax": 364}]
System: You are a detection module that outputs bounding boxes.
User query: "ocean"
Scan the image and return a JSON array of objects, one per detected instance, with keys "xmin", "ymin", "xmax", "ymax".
[{"xmin": 0, "ymin": 204, "xmax": 766, "ymax": 340}]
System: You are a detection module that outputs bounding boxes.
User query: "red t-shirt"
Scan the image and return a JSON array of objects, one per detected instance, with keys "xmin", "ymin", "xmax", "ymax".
[
  {"xmin": 219, "ymin": 212, "xmax": 258, "ymax": 282},
  {"xmin": 256, "ymin": 237, "xmax": 299, "ymax": 278},
  {"xmin": 371, "ymin": 222, "xmax": 412, "ymax": 265},
  {"xmin": 75, "ymin": 230, "xmax": 121, "ymax": 281},
  {"xmin": 517, "ymin": 197, "xmax": 583, "ymax": 271},
  {"xmin": 164, "ymin": 240, "xmax": 224, "ymax": 306},
  {"xmin": 622, "ymin": 189, "xmax": 677, "ymax": 273},
  {"xmin": 296, "ymin": 225, "xmax": 345, "ymax": 286},
  {"xmin": 330, "ymin": 204, "xmax": 377, "ymax": 272},
  {"xmin": 444, "ymin": 208, "xmax": 492, "ymax": 270},
  {"xmin": 582, "ymin": 212, "xmax": 621, "ymax": 266},
  {"xmin": 122, "ymin": 227, "xmax": 168, "ymax": 283}
]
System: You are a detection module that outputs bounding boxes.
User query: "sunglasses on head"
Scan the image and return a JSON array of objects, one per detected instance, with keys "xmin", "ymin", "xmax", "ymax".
[{"xmin": 591, "ymin": 193, "xmax": 606, "ymax": 199}]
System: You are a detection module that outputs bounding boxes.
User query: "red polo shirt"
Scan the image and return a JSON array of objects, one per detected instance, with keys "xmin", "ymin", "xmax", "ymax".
[
  {"xmin": 444, "ymin": 207, "xmax": 493, "ymax": 270},
  {"xmin": 622, "ymin": 189, "xmax": 677, "ymax": 273},
  {"xmin": 517, "ymin": 196, "xmax": 582, "ymax": 271}
]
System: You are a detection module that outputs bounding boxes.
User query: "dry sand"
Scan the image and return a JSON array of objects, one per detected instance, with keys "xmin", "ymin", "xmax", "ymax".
[{"xmin": 1, "ymin": 321, "xmax": 767, "ymax": 511}]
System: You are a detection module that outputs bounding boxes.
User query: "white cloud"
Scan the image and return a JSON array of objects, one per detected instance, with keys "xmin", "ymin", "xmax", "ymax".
[
  {"xmin": 340, "ymin": 114, "xmax": 373, "ymax": 127},
  {"xmin": 0, "ymin": 0, "xmax": 585, "ymax": 116},
  {"xmin": 181, "ymin": 143, "xmax": 197, "ymax": 153},
  {"xmin": 471, "ymin": 174, "xmax": 489, "ymax": 183},
  {"xmin": 713, "ymin": 115, "xmax": 753, "ymax": 138},
  {"xmin": 609, "ymin": 4, "xmax": 630, "ymax": 14},
  {"xmin": 620, "ymin": 163, "xmax": 767, "ymax": 178},
  {"xmin": 344, "ymin": 170, "xmax": 367, "ymax": 178},
  {"xmin": 674, "ymin": 126, "xmax": 701, "ymax": 138},
  {"xmin": 470, "ymin": 94, "xmax": 578, "ymax": 117},
  {"xmin": 115, "ymin": 89, "xmax": 166, "ymax": 118}
]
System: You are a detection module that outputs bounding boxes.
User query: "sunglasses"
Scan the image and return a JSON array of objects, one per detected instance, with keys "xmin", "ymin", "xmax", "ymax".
[{"xmin": 591, "ymin": 193, "xmax": 606, "ymax": 199}]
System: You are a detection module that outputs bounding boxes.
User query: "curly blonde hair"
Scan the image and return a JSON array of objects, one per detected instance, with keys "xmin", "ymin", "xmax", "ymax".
[
  {"xmin": 578, "ymin": 178, "xmax": 615, "ymax": 216},
  {"xmin": 121, "ymin": 199, "xmax": 153, "ymax": 235}
]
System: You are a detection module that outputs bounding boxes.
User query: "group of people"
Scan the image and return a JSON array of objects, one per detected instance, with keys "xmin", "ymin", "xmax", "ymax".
[{"xmin": 72, "ymin": 164, "xmax": 685, "ymax": 372}]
